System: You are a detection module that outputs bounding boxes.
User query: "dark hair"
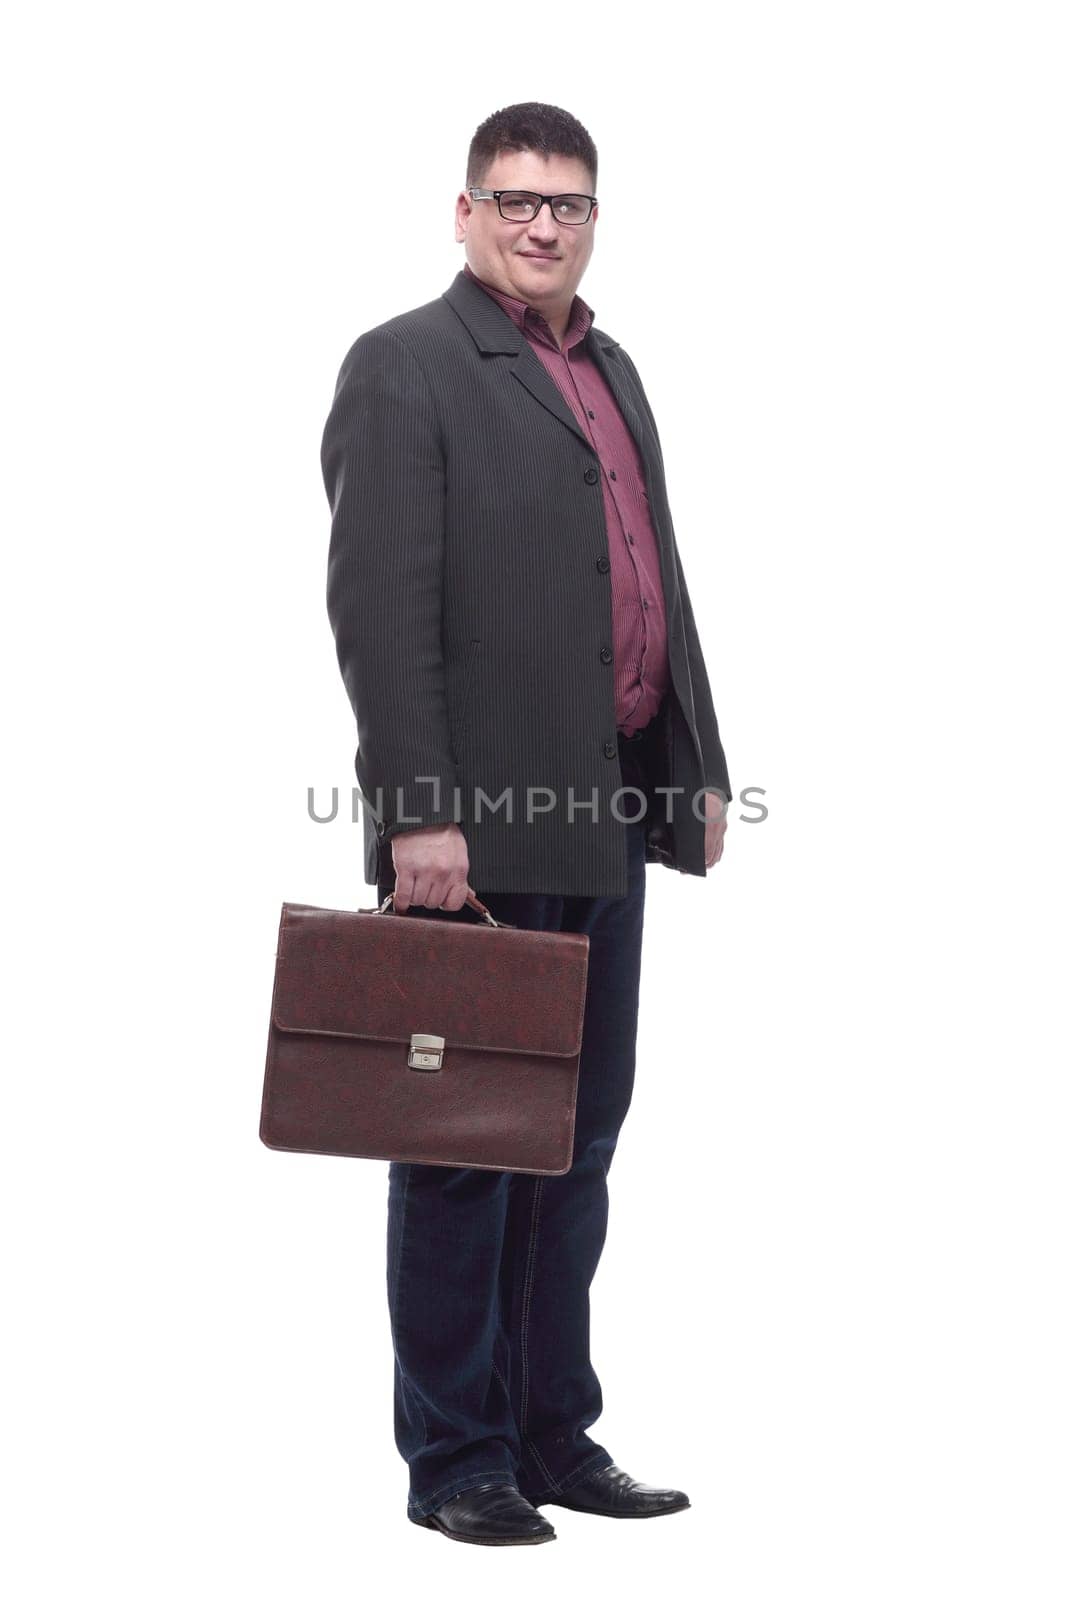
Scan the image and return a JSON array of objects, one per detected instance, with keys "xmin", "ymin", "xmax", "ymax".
[{"xmin": 466, "ymin": 102, "xmax": 598, "ymax": 191}]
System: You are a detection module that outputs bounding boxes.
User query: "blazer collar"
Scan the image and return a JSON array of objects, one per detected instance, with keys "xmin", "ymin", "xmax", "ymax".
[
  {"xmin": 442, "ymin": 268, "xmax": 620, "ymax": 357},
  {"xmin": 440, "ymin": 268, "xmax": 642, "ymax": 463}
]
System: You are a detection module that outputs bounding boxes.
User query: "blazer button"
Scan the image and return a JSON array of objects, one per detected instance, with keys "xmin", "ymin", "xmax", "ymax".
[
  {"xmin": 599, "ymin": 645, "xmax": 613, "ymax": 664},
  {"xmin": 603, "ymin": 741, "xmax": 617, "ymax": 758},
  {"xmin": 596, "ymin": 555, "xmax": 610, "ymax": 573},
  {"xmin": 376, "ymin": 820, "xmax": 386, "ymax": 836},
  {"xmin": 584, "ymin": 466, "xmax": 599, "ymax": 485}
]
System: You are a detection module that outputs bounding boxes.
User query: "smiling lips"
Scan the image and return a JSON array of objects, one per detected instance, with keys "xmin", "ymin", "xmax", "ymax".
[{"xmin": 520, "ymin": 252, "xmax": 560, "ymax": 260}]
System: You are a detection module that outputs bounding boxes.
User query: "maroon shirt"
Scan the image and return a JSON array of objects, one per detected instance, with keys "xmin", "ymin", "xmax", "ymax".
[{"xmin": 463, "ymin": 262, "xmax": 669, "ymax": 734}]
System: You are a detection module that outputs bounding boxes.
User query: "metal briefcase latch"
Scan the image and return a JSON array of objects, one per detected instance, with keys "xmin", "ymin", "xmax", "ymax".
[{"xmin": 408, "ymin": 1033, "xmax": 445, "ymax": 1071}]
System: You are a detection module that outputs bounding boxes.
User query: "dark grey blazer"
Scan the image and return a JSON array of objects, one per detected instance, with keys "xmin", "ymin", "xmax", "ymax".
[{"xmin": 321, "ymin": 267, "xmax": 730, "ymax": 898}]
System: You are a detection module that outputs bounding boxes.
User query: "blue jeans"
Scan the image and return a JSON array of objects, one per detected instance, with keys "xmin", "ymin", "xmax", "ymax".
[{"xmin": 378, "ymin": 733, "xmax": 651, "ymax": 1520}]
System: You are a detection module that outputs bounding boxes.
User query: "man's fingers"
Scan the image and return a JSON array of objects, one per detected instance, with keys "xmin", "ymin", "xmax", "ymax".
[
  {"xmin": 440, "ymin": 879, "xmax": 470, "ymax": 912},
  {"xmin": 397, "ymin": 871, "xmax": 471, "ymax": 911},
  {"xmin": 422, "ymin": 875, "xmax": 447, "ymax": 910},
  {"xmin": 392, "ymin": 866, "xmax": 415, "ymax": 913},
  {"xmin": 389, "ymin": 826, "xmax": 470, "ymax": 910},
  {"xmin": 407, "ymin": 871, "xmax": 430, "ymax": 909},
  {"xmin": 704, "ymin": 819, "xmax": 726, "ymax": 869},
  {"xmin": 420, "ymin": 875, "xmax": 471, "ymax": 911}
]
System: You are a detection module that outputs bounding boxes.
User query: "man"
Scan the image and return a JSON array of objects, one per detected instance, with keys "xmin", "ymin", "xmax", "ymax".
[{"xmin": 321, "ymin": 103, "xmax": 730, "ymax": 1546}]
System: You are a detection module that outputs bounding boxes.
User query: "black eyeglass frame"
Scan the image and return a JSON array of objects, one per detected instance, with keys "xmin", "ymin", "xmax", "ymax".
[{"xmin": 466, "ymin": 187, "xmax": 598, "ymax": 225}]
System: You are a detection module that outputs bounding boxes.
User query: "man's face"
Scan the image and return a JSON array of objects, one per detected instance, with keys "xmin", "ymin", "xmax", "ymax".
[{"xmin": 455, "ymin": 151, "xmax": 597, "ymax": 311}]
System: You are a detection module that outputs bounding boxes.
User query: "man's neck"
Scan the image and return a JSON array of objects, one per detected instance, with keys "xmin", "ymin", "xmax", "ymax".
[{"xmin": 465, "ymin": 262, "xmax": 571, "ymax": 348}]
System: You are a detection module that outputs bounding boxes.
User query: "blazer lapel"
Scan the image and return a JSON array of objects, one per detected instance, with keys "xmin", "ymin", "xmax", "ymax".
[
  {"xmin": 511, "ymin": 326, "xmax": 652, "ymax": 467},
  {"xmin": 586, "ymin": 331, "xmax": 671, "ymax": 588},
  {"xmin": 585, "ymin": 333, "xmax": 647, "ymax": 456},
  {"xmin": 509, "ymin": 340, "xmax": 591, "ymax": 450},
  {"xmin": 442, "ymin": 268, "xmax": 648, "ymax": 462}
]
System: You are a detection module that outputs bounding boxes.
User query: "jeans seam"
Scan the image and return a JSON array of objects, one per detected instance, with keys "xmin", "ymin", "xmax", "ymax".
[
  {"xmin": 517, "ymin": 1176, "xmax": 563, "ymax": 1496},
  {"xmin": 408, "ymin": 1469, "xmax": 517, "ymax": 1517},
  {"xmin": 526, "ymin": 1438, "xmax": 560, "ymax": 1496},
  {"xmin": 549, "ymin": 1450, "xmax": 614, "ymax": 1496},
  {"xmin": 391, "ymin": 1165, "xmax": 428, "ymax": 1452},
  {"xmin": 518, "ymin": 1176, "xmax": 543, "ymax": 1437}
]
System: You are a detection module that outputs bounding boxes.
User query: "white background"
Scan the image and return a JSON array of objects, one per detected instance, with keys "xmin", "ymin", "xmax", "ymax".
[{"xmin": 4, "ymin": 3, "xmax": 1064, "ymax": 1595}]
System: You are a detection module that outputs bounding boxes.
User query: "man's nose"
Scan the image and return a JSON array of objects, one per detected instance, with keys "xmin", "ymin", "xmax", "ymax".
[{"xmin": 527, "ymin": 208, "xmax": 560, "ymax": 241}]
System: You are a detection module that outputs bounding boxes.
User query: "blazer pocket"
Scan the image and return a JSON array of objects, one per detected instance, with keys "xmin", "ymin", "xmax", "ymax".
[{"xmin": 454, "ymin": 639, "xmax": 482, "ymax": 760}]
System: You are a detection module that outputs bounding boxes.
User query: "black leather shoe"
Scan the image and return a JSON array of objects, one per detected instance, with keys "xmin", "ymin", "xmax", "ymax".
[
  {"xmin": 539, "ymin": 1463, "xmax": 690, "ymax": 1518},
  {"xmin": 414, "ymin": 1482, "xmax": 557, "ymax": 1545}
]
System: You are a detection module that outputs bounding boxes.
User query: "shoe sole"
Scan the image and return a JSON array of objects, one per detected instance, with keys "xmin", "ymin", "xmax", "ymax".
[
  {"xmin": 536, "ymin": 1499, "xmax": 690, "ymax": 1519},
  {"xmin": 414, "ymin": 1514, "xmax": 556, "ymax": 1546}
]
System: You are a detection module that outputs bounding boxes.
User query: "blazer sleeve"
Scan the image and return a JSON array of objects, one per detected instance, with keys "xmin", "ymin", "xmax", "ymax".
[
  {"xmin": 617, "ymin": 346, "xmax": 732, "ymax": 806},
  {"xmin": 322, "ymin": 326, "xmax": 459, "ymax": 843}
]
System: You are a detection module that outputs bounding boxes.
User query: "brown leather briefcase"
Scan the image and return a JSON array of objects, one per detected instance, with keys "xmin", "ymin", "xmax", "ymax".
[{"xmin": 260, "ymin": 891, "xmax": 590, "ymax": 1176}]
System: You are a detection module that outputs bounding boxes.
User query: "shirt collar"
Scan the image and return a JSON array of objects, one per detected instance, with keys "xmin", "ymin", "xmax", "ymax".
[{"xmin": 462, "ymin": 261, "xmax": 595, "ymax": 352}]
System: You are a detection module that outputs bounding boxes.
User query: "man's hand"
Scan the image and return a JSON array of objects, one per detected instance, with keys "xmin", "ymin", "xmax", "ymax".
[
  {"xmin": 391, "ymin": 822, "xmax": 471, "ymax": 913},
  {"xmin": 703, "ymin": 792, "xmax": 728, "ymax": 870}
]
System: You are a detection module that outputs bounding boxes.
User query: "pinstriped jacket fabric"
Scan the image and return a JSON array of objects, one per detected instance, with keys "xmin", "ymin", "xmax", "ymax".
[{"xmin": 321, "ymin": 267, "xmax": 730, "ymax": 898}]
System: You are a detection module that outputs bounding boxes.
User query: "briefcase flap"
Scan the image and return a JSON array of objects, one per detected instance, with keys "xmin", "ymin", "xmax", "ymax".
[{"xmin": 271, "ymin": 902, "xmax": 589, "ymax": 1059}]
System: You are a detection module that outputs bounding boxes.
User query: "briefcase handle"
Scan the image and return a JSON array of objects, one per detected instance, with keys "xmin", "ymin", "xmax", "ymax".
[{"xmin": 372, "ymin": 888, "xmax": 506, "ymax": 928}]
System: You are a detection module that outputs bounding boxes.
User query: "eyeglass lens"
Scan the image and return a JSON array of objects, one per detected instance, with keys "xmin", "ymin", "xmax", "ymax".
[{"xmin": 498, "ymin": 191, "xmax": 593, "ymax": 224}]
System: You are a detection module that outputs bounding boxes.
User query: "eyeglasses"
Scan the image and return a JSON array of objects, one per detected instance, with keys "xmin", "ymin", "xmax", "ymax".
[{"xmin": 467, "ymin": 188, "xmax": 597, "ymax": 225}]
